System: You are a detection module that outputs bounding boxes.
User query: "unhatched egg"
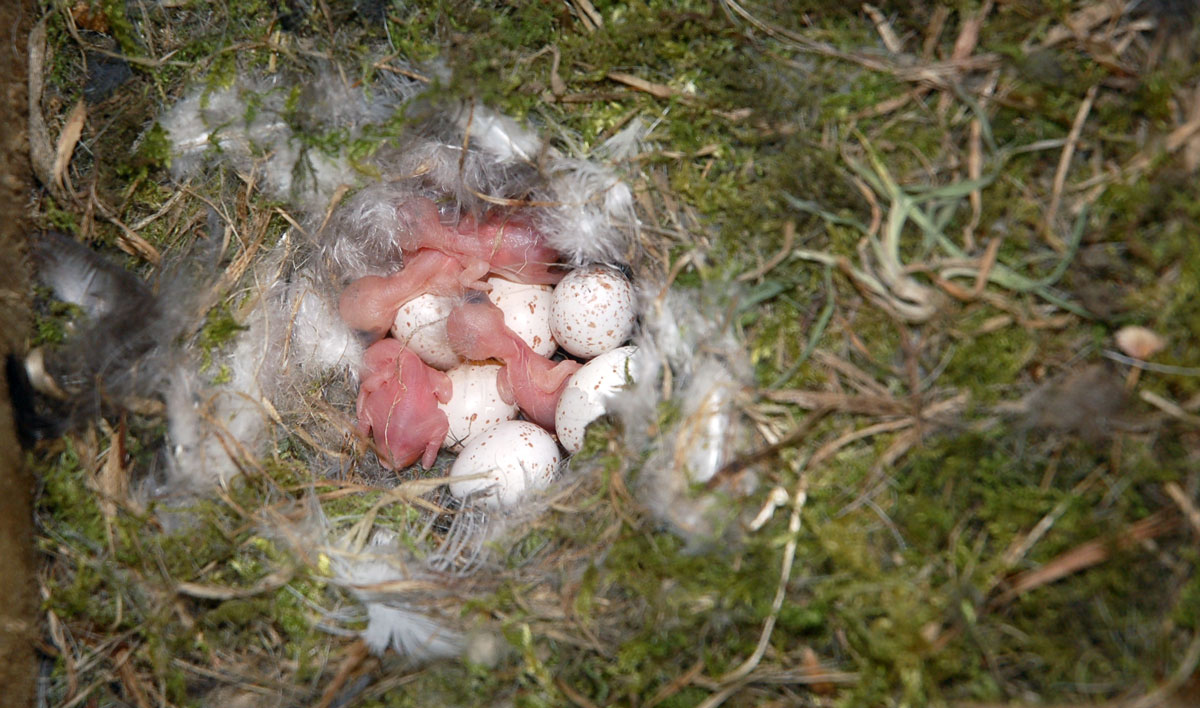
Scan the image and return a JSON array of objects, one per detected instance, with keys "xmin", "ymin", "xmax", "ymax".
[
  {"xmin": 487, "ymin": 276, "xmax": 555, "ymax": 357},
  {"xmin": 391, "ymin": 293, "xmax": 459, "ymax": 370},
  {"xmin": 438, "ymin": 363, "xmax": 518, "ymax": 451},
  {"xmin": 549, "ymin": 265, "xmax": 635, "ymax": 359},
  {"xmin": 448, "ymin": 421, "xmax": 560, "ymax": 509},
  {"xmin": 555, "ymin": 345, "xmax": 637, "ymax": 453}
]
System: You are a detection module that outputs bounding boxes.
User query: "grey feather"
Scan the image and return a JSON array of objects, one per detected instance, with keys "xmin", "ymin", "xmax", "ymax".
[{"xmin": 30, "ymin": 231, "xmax": 169, "ymax": 417}]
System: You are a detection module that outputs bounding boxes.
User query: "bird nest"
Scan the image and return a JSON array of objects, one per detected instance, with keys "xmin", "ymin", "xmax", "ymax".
[{"xmin": 28, "ymin": 56, "xmax": 757, "ymax": 666}]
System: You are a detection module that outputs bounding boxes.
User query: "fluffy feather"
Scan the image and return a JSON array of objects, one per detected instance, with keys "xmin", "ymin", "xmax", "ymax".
[
  {"xmin": 29, "ymin": 231, "xmax": 190, "ymax": 429},
  {"xmin": 160, "ymin": 68, "xmax": 425, "ymax": 208},
  {"xmin": 610, "ymin": 286, "xmax": 754, "ymax": 542},
  {"xmin": 333, "ymin": 531, "xmax": 465, "ymax": 660},
  {"xmin": 536, "ymin": 156, "xmax": 636, "ymax": 265},
  {"xmin": 458, "ymin": 106, "xmax": 543, "ymax": 164}
]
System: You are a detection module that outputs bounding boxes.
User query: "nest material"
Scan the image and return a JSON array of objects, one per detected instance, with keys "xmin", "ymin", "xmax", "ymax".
[{"xmin": 149, "ymin": 64, "xmax": 756, "ymax": 660}]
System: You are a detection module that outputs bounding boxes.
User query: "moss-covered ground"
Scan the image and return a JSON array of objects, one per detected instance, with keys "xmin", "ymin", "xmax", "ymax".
[{"xmin": 26, "ymin": 0, "xmax": 1200, "ymax": 706}]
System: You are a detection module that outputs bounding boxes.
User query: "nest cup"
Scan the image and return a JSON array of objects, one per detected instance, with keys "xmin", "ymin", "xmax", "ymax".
[{"xmin": 155, "ymin": 64, "xmax": 755, "ymax": 661}]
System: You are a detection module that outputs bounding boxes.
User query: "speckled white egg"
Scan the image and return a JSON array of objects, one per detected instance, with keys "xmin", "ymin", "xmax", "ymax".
[
  {"xmin": 391, "ymin": 294, "xmax": 459, "ymax": 370},
  {"xmin": 487, "ymin": 276, "xmax": 556, "ymax": 357},
  {"xmin": 549, "ymin": 265, "xmax": 636, "ymax": 359},
  {"xmin": 438, "ymin": 363, "xmax": 518, "ymax": 451},
  {"xmin": 448, "ymin": 421, "xmax": 560, "ymax": 509},
  {"xmin": 555, "ymin": 346, "xmax": 637, "ymax": 453}
]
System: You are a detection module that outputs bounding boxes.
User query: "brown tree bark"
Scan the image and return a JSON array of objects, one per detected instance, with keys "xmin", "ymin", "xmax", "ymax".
[{"xmin": 0, "ymin": 1, "xmax": 38, "ymax": 706}]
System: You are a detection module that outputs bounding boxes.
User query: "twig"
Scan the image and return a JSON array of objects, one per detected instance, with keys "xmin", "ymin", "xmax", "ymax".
[
  {"xmin": 128, "ymin": 187, "xmax": 189, "ymax": 231},
  {"xmin": 112, "ymin": 646, "xmax": 152, "ymax": 708},
  {"xmin": 1123, "ymin": 112, "xmax": 1200, "ymax": 177},
  {"xmin": 644, "ymin": 657, "xmax": 706, "ymax": 708},
  {"xmin": 556, "ymin": 677, "xmax": 601, "ymax": 708},
  {"xmin": 61, "ymin": 10, "xmax": 182, "ymax": 68},
  {"xmin": 1103, "ymin": 351, "xmax": 1200, "ymax": 376},
  {"xmin": 1140, "ymin": 391, "xmax": 1200, "ymax": 427},
  {"xmin": 706, "ymin": 408, "xmax": 832, "ymax": 490},
  {"xmin": 694, "ymin": 679, "xmax": 748, "ymax": 708},
  {"xmin": 371, "ymin": 61, "xmax": 430, "ymax": 83},
  {"xmin": 766, "ymin": 389, "xmax": 908, "ymax": 416},
  {"xmin": 811, "ymin": 418, "xmax": 914, "ymax": 469},
  {"xmin": 722, "ymin": 0, "xmax": 998, "ymax": 88},
  {"xmin": 863, "ymin": 4, "xmax": 903, "ymax": 54},
  {"xmin": 89, "ymin": 188, "xmax": 162, "ymax": 265},
  {"xmin": 176, "ymin": 568, "xmax": 294, "ymax": 600},
  {"xmin": 565, "ymin": 0, "xmax": 603, "ymax": 32},
  {"xmin": 1000, "ymin": 466, "xmax": 1103, "ymax": 568}
]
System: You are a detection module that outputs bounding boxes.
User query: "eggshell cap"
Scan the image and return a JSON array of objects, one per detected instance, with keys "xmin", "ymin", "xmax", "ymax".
[{"xmin": 555, "ymin": 346, "xmax": 637, "ymax": 453}]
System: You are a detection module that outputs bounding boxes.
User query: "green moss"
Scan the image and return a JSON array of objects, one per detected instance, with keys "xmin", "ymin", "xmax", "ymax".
[
  {"xmin": 99, "ymin": 0, "xmax": 140, "ymax": 57},
  {"xmin": 944, "ymin": 317, "xmax": 1036, "ymax": 402},
  {"xmin": 197, "ymin": 300, "xmax": 248, "ymax": 371}
]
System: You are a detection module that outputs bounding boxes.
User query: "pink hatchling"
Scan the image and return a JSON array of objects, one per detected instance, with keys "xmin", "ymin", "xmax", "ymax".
[
  {"xmin": 339, "ymin": 199, "xmax": 564, "ymax": 343},
  {"xmin": 445, "ymin": 295, "xmax": 581, "ymax": 430},
  {"xmin": 339, "ymin": 248, "xmax": 468, "ymax": 342},
  {"xmin": 356, "ymin": 338, "xmax": 453, "ymax": 469},
  {"xmin": 393, "ymin": 197, "xmax": 564, "ymax": 286}
]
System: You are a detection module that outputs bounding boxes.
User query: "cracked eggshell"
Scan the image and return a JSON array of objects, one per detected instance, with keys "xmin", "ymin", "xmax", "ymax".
[
  {"xmin": 487, "ymin": 276, "xmax": 556, "ymax": 357},
  {"xmin": 549, "ymin": 265, "xmax": 635, "ymax": 359},
  {"xmin": 438, "ymin": 363, "xmax": 518, "ymax": 451},
  {"xmin": 391, "ymin": 293, "xmax": 459, "ymax": 370},
  {"xmin": 555, "ymin": 345, "xmax": 637, "ymax": 453},
  {"xmin": 448, "ymin": 421, "xmax": 560, "ymax": 509}
]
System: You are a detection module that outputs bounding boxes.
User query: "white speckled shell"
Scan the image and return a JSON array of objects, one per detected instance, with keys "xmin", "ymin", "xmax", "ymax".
[
  {"xmin": 555, "ymin": 346, "xmax": 637, "ymax": 454},
  {"xmin": 391, "ymin": 293, "xmax": 460, "ymax": 370},
  {"xmin": 487, "ymin": 276, "xmax": 556, "ymax": 357},
  {"xmin": 438, "ymin": 363, "xmax": 518, "ymax": 451},
  {"xmin": 549, "ymin": 265, "xmax": 635, "ymax": 359},
  {"xmin": 448, "ymin": 421, "xmax": 560, "ymax": 509}
]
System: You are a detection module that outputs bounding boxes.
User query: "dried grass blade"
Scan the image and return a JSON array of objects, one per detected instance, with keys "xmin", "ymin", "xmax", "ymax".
[
  {"xmin": 176, "ymin": 568, "xmax": 294, "ymax": 600},
  {"xmin": 993, "ymin": 510, "xmax": 1181, "ymax": 606},
  {"xmin": 1164, "ymin": 482, "xmax": 1200, "ymax": 536},
  {"xmin": 52, "ymin": 99, "xmax": 86, "ymax": 194},
  {"xmin": 1042, "ymin": 84, "xmax": 1098, "ymax": 252},
  {"xmin": 607, "ymin": 72, "xmax": 677, "ymax": 100},
  {"xmin": 862, "ymin": 4, "xmax": 903, "ymax": 54}
]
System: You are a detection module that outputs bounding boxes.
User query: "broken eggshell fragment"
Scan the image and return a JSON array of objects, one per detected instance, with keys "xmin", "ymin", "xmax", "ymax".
[
  {"xmin": 438, "ymin": 363, "xmax": 518, "ymax": 451},
  {"xmin": 448, "ymin": 420, "xmax": 560, "ymax": 509},
  {"xmin": 549, "ymin": 265, "xmax": 635, "ymax": 359},
  {"xmin": 555, "ymin": 345, "xmax": 637, "ymax": 454}
]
